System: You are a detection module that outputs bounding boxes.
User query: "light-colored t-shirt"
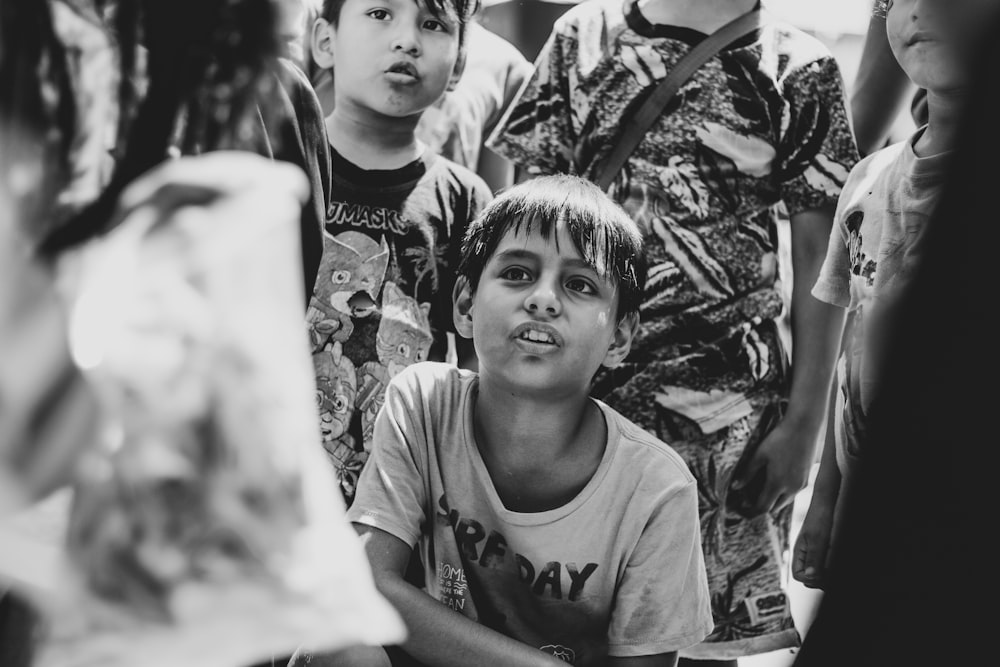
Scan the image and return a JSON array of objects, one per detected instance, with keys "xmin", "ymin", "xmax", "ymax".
[
  {"xmin": 348, "ymin": 362, "xmax": 713, "ymax": 666},
  {"xmin": 416, "ymin": 22, "xmax": 533, "ymax": 171},
  {"xmin": 812, "ymin": 128, "xmax": 951, "ymax": 472}
]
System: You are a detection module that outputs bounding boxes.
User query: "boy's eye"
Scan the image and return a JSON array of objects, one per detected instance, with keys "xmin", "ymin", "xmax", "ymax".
[
  {"xmin": 423, "ymin": 18, "xmax": 448, "ymax": 32},
  {"xmin": 565, "ymin": 277, "xmax": 598, "ymax": 295},
  {"xmin": 500, "ymin": 267, "xmax": 531, "ymax": 282},
  {"xmin": 367, "ymin": 8, "xmax": 391, "ymax": 20}
]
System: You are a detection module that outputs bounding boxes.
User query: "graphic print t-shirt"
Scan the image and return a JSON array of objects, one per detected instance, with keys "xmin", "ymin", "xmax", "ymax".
[
  {"xmin": 307, "ymin": 150, "xmax": 491, "ymax": 505},
  {"xmin": 348, "ymin": 363, "xmax": 713, "ymax": 666},
  {"xmin": 812, "ymin": 131, "xmax": 950, "ymax": 470}
]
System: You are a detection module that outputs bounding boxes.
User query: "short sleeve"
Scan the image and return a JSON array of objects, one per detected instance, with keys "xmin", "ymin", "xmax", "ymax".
[
  {"xmin": 776, "ymin": 56, "xmax": 859, "ymax": 216},
  {"xmin": 347, "ymin": 377, "xmax": 429, "ymax": 547},
  {"xmin": 486, "ymin": 27, "xmax": 578, "ymax": 176},
  {"xmin": 811, "ymin": 208, "xmax": 852, "ymax": 309},
  {"xmin": 607, "ymin": 480, "xmax": 713, "ymax": 656},
  {"xmin": 486, "ymin": 47, "xmax": 534, "ymax": 137}
]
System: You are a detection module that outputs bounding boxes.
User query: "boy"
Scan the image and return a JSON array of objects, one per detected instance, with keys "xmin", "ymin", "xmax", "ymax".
[
  {"xmin": 306, "ymin": 0, "xmax": 492, "ymax": 505},
  {"xmin": 487, "ymin": 0, "xmax": 857, "ymax": 660},
  {"xmin": 313, "ymin": 175, "xmax": 713, "ymax": 667},
  {"xmin": 793, "ymin": 0, "xmax": 1000, "ymax": 590}
]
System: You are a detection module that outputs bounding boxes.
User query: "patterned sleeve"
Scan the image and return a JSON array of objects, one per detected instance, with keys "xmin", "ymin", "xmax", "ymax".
[
  {"xmin": 482, "ymin": 32, "xmax": 534, "ymax": 138},
  {"xmin": 486, "ymin": 25, "xmax": 578, "ymax": 176},
  {"xmin": 776, "ymin": 56, "xmax": 859, "ymax": 216},
  {"xmin": 607, "ymin": 479, "xmax": 713, "ymax": 656},
  {"xmin": 347, "ymin": 371, "xmax": 429, "ymax": 547}
]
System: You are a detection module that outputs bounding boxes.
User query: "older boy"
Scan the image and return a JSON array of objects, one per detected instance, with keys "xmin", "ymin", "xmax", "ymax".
[
  {"xmin": 307, "ymin": 0, "xmax": 492, "ymax": 506},
  {"xmin": 793, "ymin": 0, "xmax": 1000, "ymax": 590},
  {"xmin": 488, "ymin": 1, "xmax": 858, "ymax": 660},
  {"xmin": 311, "ymin": 176, "xmax": 713, "ymax": 667}
]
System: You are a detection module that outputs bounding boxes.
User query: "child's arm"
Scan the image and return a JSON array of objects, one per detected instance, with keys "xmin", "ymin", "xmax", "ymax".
[
  {"xmin": 357, "ymin": 525, "xmax": 567, "ymax": 667},
  {"xmin": 792, "ymin": 384, "xmax": 843, "ymax": 590},
  {"xmin": 730, "ymin": 207, "xmax": 847, "ymax": 517},
  {"xmin": 850, "ymin": 10, "xmax": 917, "ymax": 156}
]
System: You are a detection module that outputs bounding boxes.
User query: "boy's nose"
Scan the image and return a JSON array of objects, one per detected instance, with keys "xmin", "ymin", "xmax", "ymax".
[
  {"xmin": 391, "ymin": 26, "xmax": 421, "ymax": 56},
  {"xmin": 524, "ymin": 282, "xmax": 561, "ymax": 317}
]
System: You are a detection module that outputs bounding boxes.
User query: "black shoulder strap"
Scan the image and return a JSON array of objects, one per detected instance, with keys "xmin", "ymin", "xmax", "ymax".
[{"xmin": 594, "ymin": 8, "xmax": 765, "ymax": 192}]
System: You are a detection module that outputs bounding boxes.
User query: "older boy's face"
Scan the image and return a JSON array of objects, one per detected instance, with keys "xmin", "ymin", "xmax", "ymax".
[
  {"xmin": 323, "ymin": 0, "xmax": 461, "ymax": 119},
  {"xmin": 464, "ymin": 225, "xmax": 624, "ymax": 398},
  {"xmin": 886, "ymin": 0, "xmax": 1000, "ymax": 92}
]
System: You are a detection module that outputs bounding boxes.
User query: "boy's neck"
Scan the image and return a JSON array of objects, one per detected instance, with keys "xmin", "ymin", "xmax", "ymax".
[
  {"xmin": 913, "ymin": 90, "xmax": 968, "ymax": 159},
  {"xmin": 636, "ymin": 0, "xmax": 758, "ymax": 32},
  {"xmin": 326, "ymin": 104, "xmax": 424, "ymax": 170},
  {"xmin": 472, "ymin": 378, "xmax": 607, "ymax": 513}
]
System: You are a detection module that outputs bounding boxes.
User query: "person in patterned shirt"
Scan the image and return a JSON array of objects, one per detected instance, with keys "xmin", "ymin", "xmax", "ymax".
[{"xmin": 488, "ymin": 0, "xmax": 859, "ymax": 663}]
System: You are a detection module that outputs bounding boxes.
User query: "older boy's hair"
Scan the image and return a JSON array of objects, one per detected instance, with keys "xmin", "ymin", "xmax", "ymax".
[
  {"xmin": 458, "ymin": 175, "xmax": 648, "ymax": 322},
  {"xmin": 320, "ymin": 0, "xmax": 480, "ymax": 54}
]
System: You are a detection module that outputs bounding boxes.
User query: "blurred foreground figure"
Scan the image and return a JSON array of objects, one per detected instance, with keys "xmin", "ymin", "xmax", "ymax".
[
  {"xmin": 1, "ymin": 2, "xmax": 402, "ymax": 666},
  {"xmin": 792, "ymin": 7, "xmax": 1000, "ymax": 666}
]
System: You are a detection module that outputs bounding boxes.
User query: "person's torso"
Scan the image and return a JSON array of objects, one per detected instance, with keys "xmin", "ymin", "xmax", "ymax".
[
  {"xmin": 308, "ymin": 151, "xmax": 485, "ymax": 501},
  {"xmin": 415, "ymin": 366, "xmax": 692, "ymax": 667},
  {"xmin": 833, "ymin": 135, "xmax": 950, "ymax": 462}
]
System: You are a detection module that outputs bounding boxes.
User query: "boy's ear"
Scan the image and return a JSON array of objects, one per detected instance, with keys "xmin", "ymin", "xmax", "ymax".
[
  {"xmin": 452, "ymin": 276, "xmax": 475, "ymax": 339},
  {"xmin": 446, "ymin": 48, "xmax": 468, "ymax": 92},
  {"xmin": 602, "ymin": 311, "xmax": 638, "ymax": 369},
  {"xmin": 311, "ymin": 18, "xmax": 336, "ymax": 71}
]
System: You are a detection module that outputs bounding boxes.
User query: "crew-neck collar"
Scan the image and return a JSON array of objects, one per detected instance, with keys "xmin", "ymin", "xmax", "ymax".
[
  {"xmin": 330, "ymin": 145, "xmax": 432, "ymax": 188},
  {"xmin": 462, "ymin": 377, "xmax": 619, "ymax": 526}
]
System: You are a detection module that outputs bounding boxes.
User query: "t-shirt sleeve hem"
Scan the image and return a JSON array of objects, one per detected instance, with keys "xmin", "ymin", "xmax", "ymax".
[
  {"xmin": 811, "ymin": 277, "xmax": 850, "ymax": 308},
  {"xmin": 347, "ymin": 510, "xmax": 421, "ymax": 549},
  {"xmin": 607, "ymin": 620, "xmax": 714, "ymax": 657}
]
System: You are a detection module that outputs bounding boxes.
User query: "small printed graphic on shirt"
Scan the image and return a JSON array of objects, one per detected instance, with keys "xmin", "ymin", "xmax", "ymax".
[
  {"xmin": 438, "ymin": 561, "xmax": 469, "ymax": 611},
  {"xmin": 541, "ymin": 644, "xmax": 576, "ymax": 664},
  {"xmin": 744, "ymin": 590, "xmax": 789, "ymax": 626}
]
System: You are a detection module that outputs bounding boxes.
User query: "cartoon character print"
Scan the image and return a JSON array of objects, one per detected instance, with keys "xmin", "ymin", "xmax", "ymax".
[
  {"xmin": 356, "ymin": 282, "xmax": 433, "ymax": 447},
  {"xmin": 844, "ymin": 209, "xmax": 877, "ymax": 286},
  {"xmin": 313, "ymin": 342, "xmax": 356, "ymax": 445},
  {"xmin": 306, "ymin": 231, "xmax": 390, "ymax": 351},
  {"xmin": 312, "ymin": 342, "xmax": 366, "ymax": 498}
]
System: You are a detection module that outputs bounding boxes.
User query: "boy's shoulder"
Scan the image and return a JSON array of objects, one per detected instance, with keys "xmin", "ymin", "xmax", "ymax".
[
  {"xmin": 387, "ymin": 360, "xmax": 477, "ymax": 407},
  {"xmin": 422, "ymin": 151, "xmax": 494, "ymax": 201},
  {"xmin": 597, "ymin": 400, "xmax": 697, "ymax": 489},
  {"xmin": 760, "ymin": 18, "xmax": 840, "ymax": 67},
  {"xmin": 551, "ymin": 0, "xmax": 629, "ymax": 38},
  {"xmin": 841, "ymin": 140, "xmax": 909, "ymax": 197}
]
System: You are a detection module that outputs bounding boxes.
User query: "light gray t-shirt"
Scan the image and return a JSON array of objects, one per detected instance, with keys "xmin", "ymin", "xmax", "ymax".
[
  {"xmin": 812, "ymin": 129, "xmax": 951, "ymax": 472},
  {"xmin": 348, "ymin": 362, "xmax": 712, "ymax": 665}
]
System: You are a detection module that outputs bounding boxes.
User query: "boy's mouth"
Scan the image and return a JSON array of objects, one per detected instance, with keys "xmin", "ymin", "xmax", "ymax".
[
  {"xmin": 385, "ymin": 62, "xmax": 419, "ymax": 80},
  {"xmin": 906, "ymin": 31, "xmax": 937, "ymax": 46},
  {"xmin": 512, "ymin": 323, "xmax": 563, "ymax": 347}
]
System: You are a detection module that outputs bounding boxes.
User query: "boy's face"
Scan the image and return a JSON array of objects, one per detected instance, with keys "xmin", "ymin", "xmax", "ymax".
[
  {"xmin": 454, "ymin": 225, "xmax": 636, "ymax": 398},
  {"xmin": 886, "ymin": 0, "xmax": 1000, "ymax": 92},
  {"xmin": 313, "ymin": 0, "xmax": 462, "ymax": 119}
]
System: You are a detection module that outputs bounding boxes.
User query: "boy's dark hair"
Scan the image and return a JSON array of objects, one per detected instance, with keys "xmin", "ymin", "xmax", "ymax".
[
  {"xmin": 320, "ymin": 0, "xmax": 480, "ymax": 55},
  {"xmin": 458, "ymin": 174, "xmax": 648, "ymax": 322}
]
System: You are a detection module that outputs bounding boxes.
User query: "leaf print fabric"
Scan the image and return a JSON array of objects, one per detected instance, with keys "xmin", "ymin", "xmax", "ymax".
[{"xmin": 489, "ymin": 0, "xmax": 859, "ymax": 658}]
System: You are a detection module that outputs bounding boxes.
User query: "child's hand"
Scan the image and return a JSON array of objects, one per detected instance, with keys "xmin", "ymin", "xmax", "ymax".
[
  {"xmin": 792, "ymin": 499, "xmax": 836, "ymax": 590},
  {"xmin": 728, "ymin": 416, "xmax": 816, "ymax": 518}
]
